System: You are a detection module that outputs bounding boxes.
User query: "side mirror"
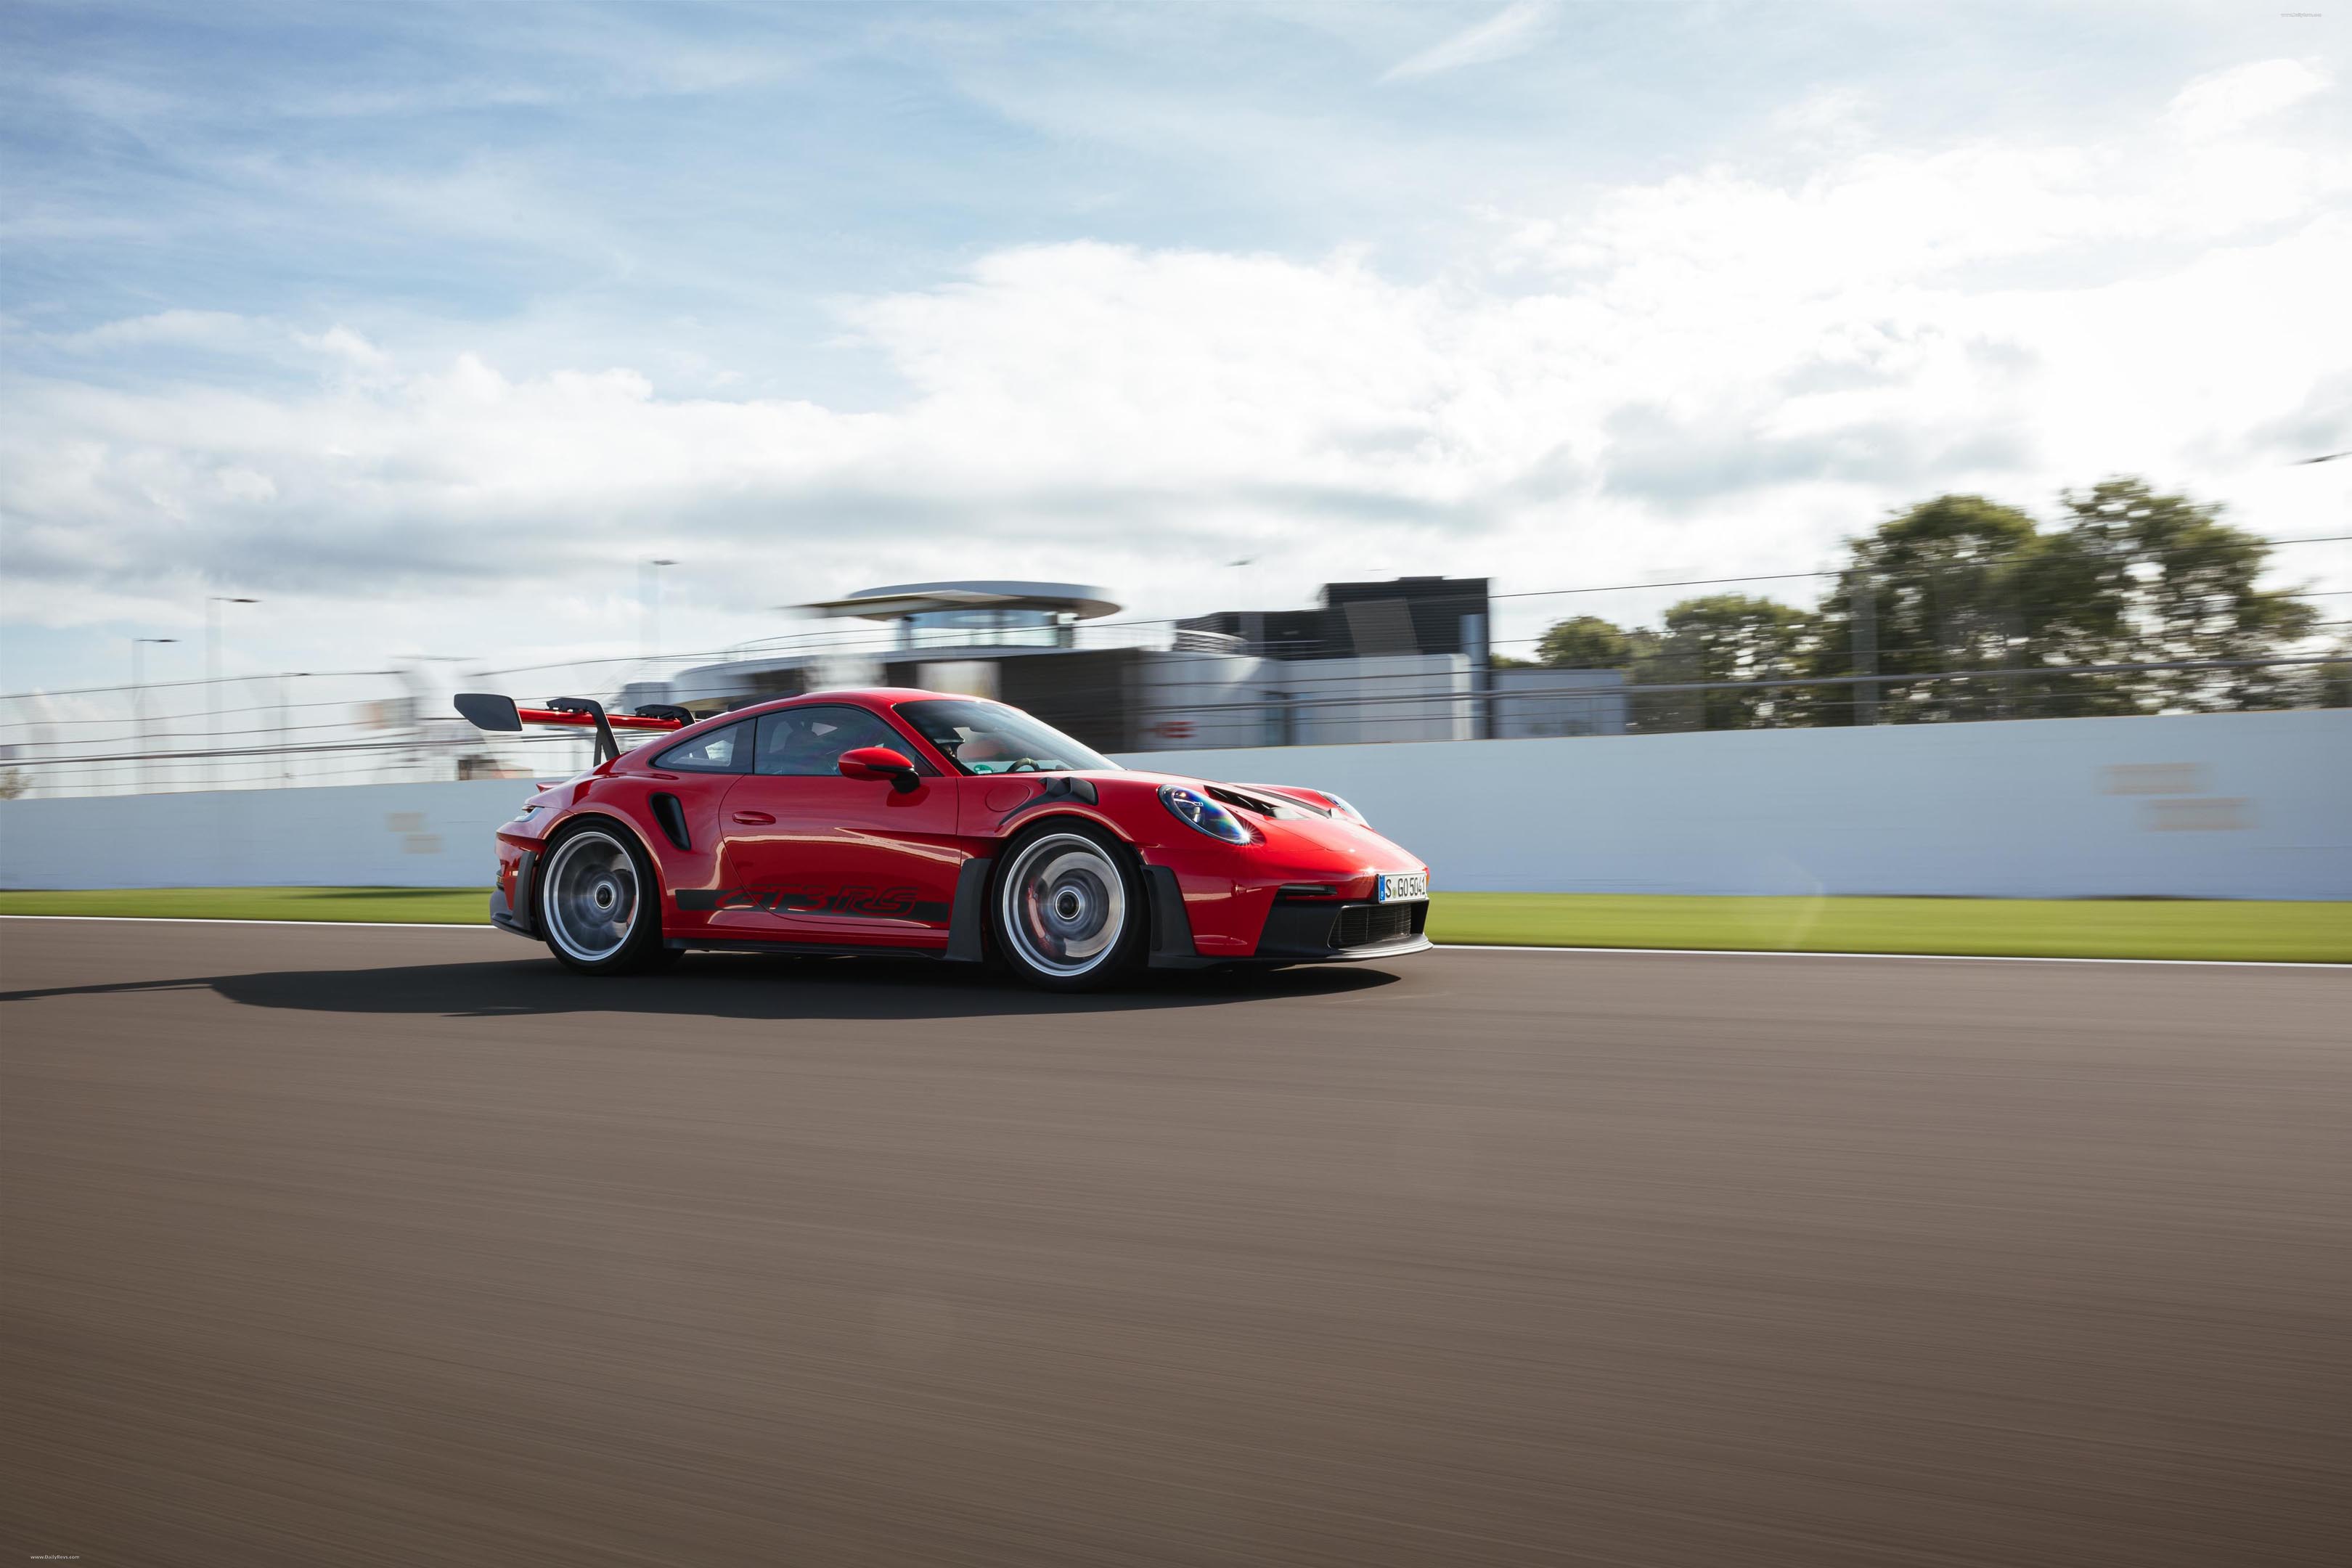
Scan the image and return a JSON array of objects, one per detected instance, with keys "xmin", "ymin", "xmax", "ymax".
[
  {"xmin": 838, "ymin": 746, "xmax": 921, "ymax": 793},
  {"xmin": 454, "ymin": 693, "xmax": 522, "ymax": 732}
]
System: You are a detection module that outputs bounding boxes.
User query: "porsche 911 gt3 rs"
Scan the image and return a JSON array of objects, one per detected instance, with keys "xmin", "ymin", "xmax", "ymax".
[{"xmin": 454, "ymin": 687, "xmax": 1432, "ymax": 989}]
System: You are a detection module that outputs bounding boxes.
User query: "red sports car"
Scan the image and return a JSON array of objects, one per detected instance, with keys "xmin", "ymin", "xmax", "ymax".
[{"xmin": 454, "ymin": 687, "xmax": 1432, "ymax": 989}]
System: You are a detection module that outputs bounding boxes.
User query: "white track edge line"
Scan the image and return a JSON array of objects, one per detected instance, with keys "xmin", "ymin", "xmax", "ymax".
[
  {"xmin": 2, "ymin": 913, "xmax": 2343, "ymax": 967},
  {"xmin": 1437, "ymin": 942, "xmax": 2348, "ymax": 970},
  {"xmin": 1, "ymin": 913, "xmax": 501, "ymax": 931}
]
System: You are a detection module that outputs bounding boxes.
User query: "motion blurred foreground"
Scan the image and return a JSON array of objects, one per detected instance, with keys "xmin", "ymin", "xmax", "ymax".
[{"xmin": 4, "ymin": 926, "xmax": 2347, "ymax": 1567}]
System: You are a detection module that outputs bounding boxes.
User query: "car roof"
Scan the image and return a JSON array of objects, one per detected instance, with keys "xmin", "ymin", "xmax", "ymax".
[
  {"xmin": 703, "ymin": 687, "xmax": 967, "ymax": 721},
  {"xmin": 627, "ymin": 688, "xmax": 963, "ymax": 764},
  {"xmin": 804, "ymin": 687, "xmax": 965, "ymax": 703},
  {"xmin": 653, "ymin": 688, "xmax": 999, "ymax": 740}
]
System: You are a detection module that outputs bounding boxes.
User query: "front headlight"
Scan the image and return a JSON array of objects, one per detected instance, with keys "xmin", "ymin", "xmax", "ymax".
[{"xmin": 1160, "ymin": 785, "xmax": 1257, "ymax": 844}]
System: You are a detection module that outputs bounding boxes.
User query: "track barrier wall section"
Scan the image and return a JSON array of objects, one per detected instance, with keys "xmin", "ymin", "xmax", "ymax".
[{"xmin": 1, "ymin": 710, "xmax": 2345, "ymax": 899}]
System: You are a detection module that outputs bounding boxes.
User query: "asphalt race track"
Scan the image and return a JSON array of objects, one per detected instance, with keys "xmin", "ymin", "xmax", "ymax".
[{"xmin": 4, "ymin": 919, "xmax": 2348, "ymax": 1568}]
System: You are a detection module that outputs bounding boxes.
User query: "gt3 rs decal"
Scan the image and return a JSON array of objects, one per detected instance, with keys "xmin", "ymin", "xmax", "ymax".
[{"xmin": 675, "ymin": 886, "xmax": 951, "ymax": 923}]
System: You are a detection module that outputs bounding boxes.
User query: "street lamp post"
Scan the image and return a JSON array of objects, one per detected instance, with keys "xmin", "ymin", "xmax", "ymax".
[
  {"xmin": 642, "ymin": 558, "xmax": 678, "ymax": 660},
  {"xmin": 131, "ymin": 637, "xmax": 177, "ymax": 793},
  {"xmin": 206, "ymin": 596, "xmax": 260, "ymax": 789},
  {"xmin": 279, "ymin": 673, "xmax": 298, "ymax": 785}
]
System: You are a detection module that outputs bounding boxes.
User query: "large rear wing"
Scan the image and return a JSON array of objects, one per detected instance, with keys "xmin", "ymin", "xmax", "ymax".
[{"xmin": 454, "ymin": 693, "xmax": 690, "ymax": 765}]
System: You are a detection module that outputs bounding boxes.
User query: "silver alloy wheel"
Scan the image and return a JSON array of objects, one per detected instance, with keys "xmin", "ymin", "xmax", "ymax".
[
  {"xmin": 1000, "ymin": 832, "xmax": 1127, "ymax": 978},
  {"xmin": 542, "ymin": 829, "xmax": 640, "ymax": 964}
]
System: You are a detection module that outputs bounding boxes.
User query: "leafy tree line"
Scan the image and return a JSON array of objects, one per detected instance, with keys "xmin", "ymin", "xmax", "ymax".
[{"xmin": 1500, "ymin": 479, "xmax": 2346, "ymax": 729}]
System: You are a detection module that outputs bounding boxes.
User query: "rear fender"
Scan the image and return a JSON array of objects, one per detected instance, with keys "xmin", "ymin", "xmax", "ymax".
[{"xmin": 536, "ymin": 807, "xmax": 676, "ymax": 933}]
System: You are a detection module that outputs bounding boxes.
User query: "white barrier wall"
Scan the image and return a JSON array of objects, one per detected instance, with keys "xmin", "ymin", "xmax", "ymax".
[
  {"xmin": 1119, "ymin": 709, "xmax": 2352, "ymax": 900},
  {"xmin": 0, "ymin": 779, "xmax": 534, "ymax": 891},
  {"xmin": 2, "ymin": 710, "xmax": 2345, "ymax": 898}
]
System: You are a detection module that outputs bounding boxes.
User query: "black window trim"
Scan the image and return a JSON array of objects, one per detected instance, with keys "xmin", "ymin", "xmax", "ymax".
[
  {"xmin": 748, "ymin": 702, "xmax": 942, "ymax": 780},
  {"xmin": 652, "ymin": 718, "xmax": 754, "ymax": 774},
  {"xmin": 889, "ymin": 696, "xmax": 1117, "ymax": 778}
]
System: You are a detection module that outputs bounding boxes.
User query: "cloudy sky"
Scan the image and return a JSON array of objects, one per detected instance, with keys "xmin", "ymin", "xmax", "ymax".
[{"xmin": 3, "ymin": 0, "xmax": 2346, "ymax": 690}]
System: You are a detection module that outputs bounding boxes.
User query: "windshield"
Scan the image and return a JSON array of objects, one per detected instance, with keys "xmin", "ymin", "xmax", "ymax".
[{"xmin": 895, "ymin": 699, "xmax": 1119, "ymax": 776}]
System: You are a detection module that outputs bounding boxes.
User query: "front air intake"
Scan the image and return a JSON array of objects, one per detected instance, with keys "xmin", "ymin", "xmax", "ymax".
[{"xmin": 1330, "ymin": 902, "xmax": 1421, "ymax": 950}]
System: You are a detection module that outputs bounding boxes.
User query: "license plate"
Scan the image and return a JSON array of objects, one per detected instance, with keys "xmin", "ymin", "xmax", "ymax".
[{"xmin": 1376, "ymin": 872, "xmax": 1428, "ymax": 903}]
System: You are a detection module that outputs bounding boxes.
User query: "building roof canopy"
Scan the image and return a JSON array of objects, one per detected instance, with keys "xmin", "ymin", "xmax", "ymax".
[{"xmin": 803, "ymin": 581, "xmax": 1121, "ymax": 621}]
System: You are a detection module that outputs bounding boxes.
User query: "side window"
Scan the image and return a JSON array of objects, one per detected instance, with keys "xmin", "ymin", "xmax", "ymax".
[
  {"xmin": 654, "ymin": 720, "xmax": 750, "ymax": 772},
  {"xmin": 753, "ymin": 706, "xmax": 912, "ymax": 777}
]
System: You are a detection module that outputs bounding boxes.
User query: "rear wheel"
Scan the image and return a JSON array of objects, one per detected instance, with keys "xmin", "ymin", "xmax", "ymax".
[
  {"xmin": 539, "ymin": 823, "xmax": 677, "ymax": 974},
  {"xmin": 992, "ymin": 822, "xmax": 1142, "ymax": 991}
]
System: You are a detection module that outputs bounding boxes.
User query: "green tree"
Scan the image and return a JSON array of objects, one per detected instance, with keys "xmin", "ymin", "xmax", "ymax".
[
  {"xmin": 1524, "ymin": 613, "xmax": 1680, "ymax": 728},
  {"xmin": 1530, "ymin": 601, "xmax": 1810, "ymax": 730},
  {"xmin": 1533, "ymin": 479, "xmax": 2315, "ymax": 730},
  {"xmin": 1534, "ymin": 615, "xmax": 1636, "ymax": 669},
  {"xmin": 1807, "ymin": 481, "xmax": 2312, "ymax": 722},
  {"xmin": 2057, "ymin": 478, "xmax": 2318, "ymax": 711},
  {"xmin": 1808, "ymin": 494, "xmax": 2065, "ymax": 723},
  {"xmin": 1648, "ymin": 594, "xmax": 1816, "ymax": 730},
  {"xmin": 2316, "ymin": 644, "xmax": 2352, "ymax": 709}
]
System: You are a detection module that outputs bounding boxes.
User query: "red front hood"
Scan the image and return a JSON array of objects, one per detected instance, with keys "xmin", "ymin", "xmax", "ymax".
[{"xmin": 1078, "ymin": 769, "xmax": 1426, "ymax": 883}]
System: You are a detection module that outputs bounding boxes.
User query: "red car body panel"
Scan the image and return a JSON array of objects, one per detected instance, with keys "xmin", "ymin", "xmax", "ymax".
[{"xmin": 486, "ymin": 687, "xmax": 1431, "ymax": 965}]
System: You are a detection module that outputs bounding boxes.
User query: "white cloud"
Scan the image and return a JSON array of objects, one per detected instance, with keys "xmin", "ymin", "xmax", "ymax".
[
  {"xmin": 4, "ymin": 59, "xmax": 2347, "ymax": 669},
  {"xmin": 1379, "ymin": 1, "xmax": 1552, "ymax": 83},
  {"xmin": 52, "ymin": 309, "xmax": 266, "ymax": 354},
  {"xmin": 2168, "ymin": 57, "xmax": 2331, "ymax": 139},
  {"xmin": 294, "ymin": 324, "xmax": 391, "ymax": 370}
]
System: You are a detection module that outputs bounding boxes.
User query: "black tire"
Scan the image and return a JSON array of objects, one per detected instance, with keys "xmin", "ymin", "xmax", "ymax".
[
  {"xmin": 989, "ymin": 820, "xmax": 1145, "ymax": 991},
  {"xmin": 537, "ymin": 820, "xmax": 675, "ymax": 975}
]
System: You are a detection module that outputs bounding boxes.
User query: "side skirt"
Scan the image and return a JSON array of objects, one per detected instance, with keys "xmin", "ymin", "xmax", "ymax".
[{"xmin": 665, "ymin": 936, "xmax": 948, "ymax": 960}]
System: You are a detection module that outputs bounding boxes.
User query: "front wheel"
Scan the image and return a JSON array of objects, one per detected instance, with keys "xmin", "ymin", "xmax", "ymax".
[
  {"xmin": 991, "ymin": 823, "xmax": 1143, "ymax": 991},
  {"xmin": 539, "ymin": 822, "xmax": 677, "ymax": 975}
]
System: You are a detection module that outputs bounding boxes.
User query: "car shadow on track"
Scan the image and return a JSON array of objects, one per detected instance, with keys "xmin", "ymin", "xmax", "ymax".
[{"xmin": 3, "ymin": 952, "xmax": 1402, "ymax": 1021}]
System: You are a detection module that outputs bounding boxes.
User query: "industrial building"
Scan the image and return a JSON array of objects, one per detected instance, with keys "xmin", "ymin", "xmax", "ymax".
[{"xmin": 656, "ymin": 576, "xmax": 1626, "ymax": 752}]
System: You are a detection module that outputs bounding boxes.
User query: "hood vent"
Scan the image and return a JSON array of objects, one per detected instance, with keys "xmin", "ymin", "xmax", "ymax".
[{"xmin": 1206, "ymin": 785, "xmax": 1294, "ymax": 819}]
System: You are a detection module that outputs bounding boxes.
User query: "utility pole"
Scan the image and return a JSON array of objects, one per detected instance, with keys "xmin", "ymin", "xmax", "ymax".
[
  {"xmin": 642, "ymin": 558, "xmax": 677, "ymax": 659},
  {"xmin": 1850, "ymin": 566, "xmax": 1878, "ymax": 726},
  {"xmin": 206, "ymin": 596, "xmax": 259, "ymax": 789},
  {"xmin": 131, "ymin": 637, "xmax": 177, "ymax": 793},
  {"xmin": 2000, "ymin": 595, "xmax": 2023, "ymax": 721},
  {"xmin": 278, "ymin": 673, "xmax": 301, "ymax": 785}
]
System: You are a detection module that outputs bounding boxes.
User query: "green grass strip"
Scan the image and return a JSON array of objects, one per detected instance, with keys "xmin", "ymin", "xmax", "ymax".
[
  {"xmin": 1429, "ymin": 893, "xmax": 2352, "ymax": 964},
  {"xmin": 0, "ymin": 886, "xmax": 493, "ymax": 925},
  {"xmin": 1, "ymin": 887, "xmax": 2344, "ymax": 963}
]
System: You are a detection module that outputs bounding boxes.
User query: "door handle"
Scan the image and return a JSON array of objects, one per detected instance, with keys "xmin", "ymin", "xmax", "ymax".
[{"xmin": 730, "ymin": 810, "xmax": 775, "ymax": 825}]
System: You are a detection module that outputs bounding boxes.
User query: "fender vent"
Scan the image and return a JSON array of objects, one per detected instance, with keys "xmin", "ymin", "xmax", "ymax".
[{"xmin": 650, "ymin": 792, "xmax": 691, "ymax": 852}]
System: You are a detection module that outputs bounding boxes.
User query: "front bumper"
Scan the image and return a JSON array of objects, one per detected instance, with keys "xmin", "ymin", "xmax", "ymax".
[
  {"xmin": 1140, "ymin": 859, "xmax": 1434, "ymax": 968},
  {"xmin": 1252, "ymin": 897, "xmax": 1432, "ymax": 962}
]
